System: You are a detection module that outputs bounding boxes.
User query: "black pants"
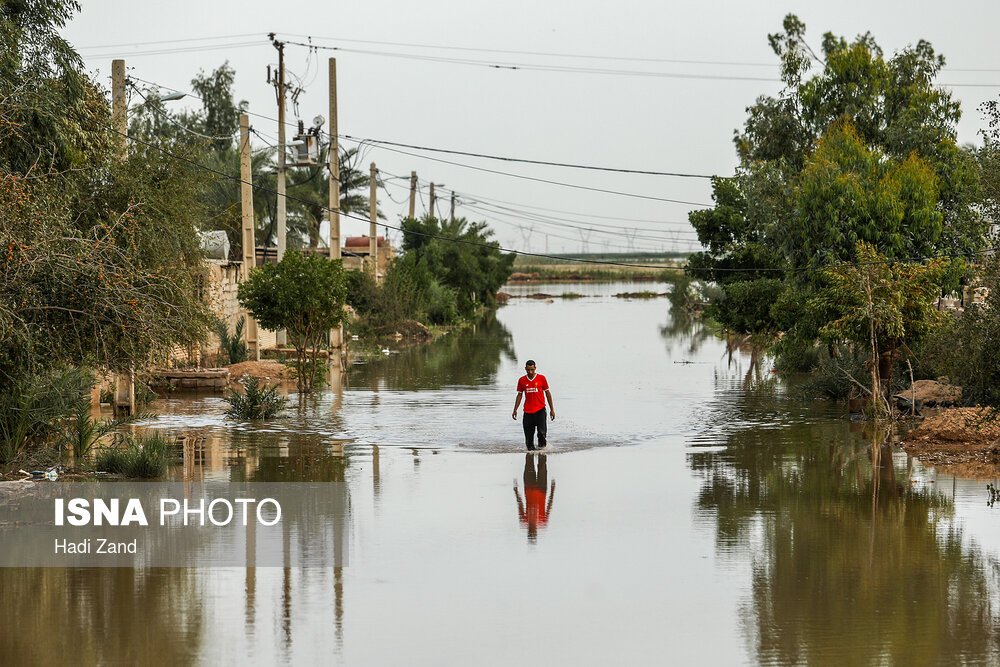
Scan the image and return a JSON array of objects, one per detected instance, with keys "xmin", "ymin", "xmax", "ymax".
[{"xmin": 522, "ymin": 409, "xmax": 547, "ymax": 449}]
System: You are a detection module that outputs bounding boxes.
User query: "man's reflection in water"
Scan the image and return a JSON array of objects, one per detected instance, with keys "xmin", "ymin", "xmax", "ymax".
[{"xmin": 514, "ymin": 454, "xmax": 555, "ymax": 543}]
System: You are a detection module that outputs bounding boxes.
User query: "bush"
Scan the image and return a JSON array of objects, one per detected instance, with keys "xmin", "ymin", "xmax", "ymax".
[
  {"xmin": 0, "ymin": 367, "xmax": 92, "ymax": 464},
  {"xmin": 95, "ymin": 433, "xmax": 173, "ymax": 478},
  {"xmin": 225, "ymin": 375, "xmax": 287, "ymax": 419}
]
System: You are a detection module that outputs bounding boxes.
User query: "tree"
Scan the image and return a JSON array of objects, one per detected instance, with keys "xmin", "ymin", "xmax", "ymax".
[
  {"xmin": 400, "ymin": 215, "xmax": 515, "ymax": 316},
  {"xmin": 688, "ymin": 15, "xmax": 985, "ymax": 379},
  {"xmin": 238, "ymin": 251, "xmax": 347, "ymax": 392},
  {"xmin": 809, "ymin": 243, "xmax": 945, "ymax": 414},
  {"xmin": 286, "ymin": 146, "xmax": 378, "ymax": 249},
  {"xmin": 0, "ymin": 0, "xmax": 212, "ymax": 457}
]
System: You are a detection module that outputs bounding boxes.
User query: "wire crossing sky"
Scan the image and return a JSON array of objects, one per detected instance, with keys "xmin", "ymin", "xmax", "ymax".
[{"xmin": 64, "ymin": 0, "xmax": 1000, "ymax": 254}]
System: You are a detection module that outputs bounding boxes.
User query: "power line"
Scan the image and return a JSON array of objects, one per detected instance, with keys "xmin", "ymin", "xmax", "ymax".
[
  {"xmin": 128, "ymin": 83, "xmax": 240, "ymax": 141},
  {"xmin": 376, "ymin": 166, "xmax": 702, "ymax": 224},
  {"xmin": 282, "ymin": 33, "xmax": 778, "ymax": 68},
  {"xmin": 78, "ymin": 33, "xmax": 265, "ymax": 50},
  {"xmin": 282, "ymin": 40, "xmax": 785, "ymax": 84},
  {"xmin": 340, "ymin": 134, "xmax": 714, "ymax": 179},
  {"xmin": 338, "ymin": 135, "xmax": 712, "ymax": 206},
  {"xmin": 60, "ymin": 92, "xmax": 993, "ymax": 273},
  {"xmin": 77, "ymin": 32, "xmax": 1000, "ymax": 74},
  {"xmin": 130, "ymin": 77, "xmax": 712, "ymax": 206},
  {"xmin": 378, "ymin": 177, "xmax": 701, "ymax": 238},
  {"xmin": 83, "ymin": 112, "xmax": 698, "ymax": 267},
  {"xmin": 78, "ymin": 41, "xmax": 265, "ymax": 59},
  {"xmin": 280, "ymin": 39, "xmax": 1000, "ymax": 88}
]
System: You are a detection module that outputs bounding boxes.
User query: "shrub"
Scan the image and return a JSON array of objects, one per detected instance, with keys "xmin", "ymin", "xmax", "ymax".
[
  {"xmin": 59, "ymin": 392, "xmax": 153, "ymax": 461},
  {"xmin": 215, "ymin": 316, "xmax": 248, "ymax": 365},
  {"xmin": 238, "ymin": 251, "xmax": 347, "ymax": 392},
  {"xmin": 95, "ymin": 433, "xmax": 172, "ymax": 478},
  {"xmin": 0, "ymin": 367, "xmax": 92, "ymax": 464},
  {"xmin": 225, "ymin": 375, "xmax": 287, "ymax": 420}
]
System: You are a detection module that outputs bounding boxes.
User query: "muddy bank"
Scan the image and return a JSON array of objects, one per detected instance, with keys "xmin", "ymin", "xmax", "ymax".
[
  {"xmin": 226, "ymin": 360, "xmax": 291, "ymax": 381},
  {"xmin": 901, "ymin": 407, "xmax": 1000, "ymax": 476}
]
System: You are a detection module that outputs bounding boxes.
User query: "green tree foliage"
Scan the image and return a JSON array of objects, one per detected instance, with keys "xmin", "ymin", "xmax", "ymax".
[
  {"xmin": 0, "ymin": 0, "xmax": 86, "ymax": 173},
  {"xmin": 286, "ymin": 146, "xmax": 376, "ymax": 249},
  {"xmin": 0, "ymin": 1, "xmax": 213, "ymax": 459},
  {"xmin": 810, "ymin": 243, "xmax": 945, "ymax": 411},
  {"xmin": 238, "ymin": 250, "xmax": 347, "ymax": 392},
  {"xmin": 688, "ymin": 14, "xmax": 985, "ymax": 380},
  {"xmin": 400, "ymin": 215, "xmax": 515, "ymax": 317},
  {"xmin": 917, "ymin": 256, "xmax": 1000, "ymax": 408},
  {"xmin": 0, "ymin": 1, "xmax": 211, "ymax": 384},
  {"xmin": 129, "ymin": 66, "xmax": 375, "ymax": 255}
]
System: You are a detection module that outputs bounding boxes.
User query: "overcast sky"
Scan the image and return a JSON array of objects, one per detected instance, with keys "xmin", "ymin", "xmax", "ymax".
[{"xmin": 62, "ymin": 1, "xmax": 1000, "ymax": 255}]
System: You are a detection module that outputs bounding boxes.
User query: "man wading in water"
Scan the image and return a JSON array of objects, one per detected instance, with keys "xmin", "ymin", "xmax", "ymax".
[{"xmin": 512, "ymin": 360, "xmax": 555, "ymax": 450}]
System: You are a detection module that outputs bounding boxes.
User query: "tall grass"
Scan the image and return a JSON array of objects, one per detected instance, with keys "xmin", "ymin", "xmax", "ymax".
[
  {"xmin": 58, "ymin": 394, "xmax": 152, "ymax": 460},
  {"xmin": 94, "ymin": 433, "xmax": 173, "ymax": 478},
  {"xmin": 0, "ymin": 368, "xmax": 91, "ymax": 464},
  {"xmin": 225, "ymin": 375, "xmax": 287, "ymax": 420}
]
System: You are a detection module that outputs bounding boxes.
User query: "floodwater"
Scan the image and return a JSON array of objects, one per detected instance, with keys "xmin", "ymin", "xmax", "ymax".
[{"xmin": 4, "ymin": 282, "xmax": 1000, "ymax": 665}]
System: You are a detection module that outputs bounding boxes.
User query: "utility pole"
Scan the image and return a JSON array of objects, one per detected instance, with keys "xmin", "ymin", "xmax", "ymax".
[
  {"xmin": 328, "ymin": 58, "xmax": 341, "ymax": 261},
  {"xmin": 450, "ymin": 191, "xmax": 456, "ymax": 222},
  {"xmin": 111, "ymin": 59, "xmax": 128, "ymax": 161},
  {"xmin": 408, "ymin": 171, "xmax": 417, "ymax": 219},
  {"xmin": 270, "ymin": 34, "xmax": 287, "ymax": 347},
  {"xmin": 327, "ymin": 58, "xmax": 343, "ymax": 352},
  {"xmin": 111, "ymin": 58, "xmax": 134, "ymax": 416},
  {"xmin": 369, "ymin": 163, "xmax": 378, "ymax": 283},
  {"xmin": 429, "ymin": 182, "xmax": 436, "ymax": 219},
  {"xmin": 239, "ymin": 113, "xmax": 260, "ymax": 361}
]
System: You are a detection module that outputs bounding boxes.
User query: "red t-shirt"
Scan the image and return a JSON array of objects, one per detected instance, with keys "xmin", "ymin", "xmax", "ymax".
[{"xmin": 517, "ymin": 374, "xmax": 549, "ymax": 413}]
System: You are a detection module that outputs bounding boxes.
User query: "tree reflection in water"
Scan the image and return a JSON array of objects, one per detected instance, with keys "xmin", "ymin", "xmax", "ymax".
[
  {"xmin": 0, "ymin": 567, "xmax": 205, "ymax": 665},
  {"xmin": 690, "ymin": 418, "xmax": 1000, "ymax": 664},
  {"xmin": 349, "ymin": 310, "xmax": 516, "ymax": 391},
  {"xmin": 660, "ymin": 309, "xmax": 714, "ymax": 359}
]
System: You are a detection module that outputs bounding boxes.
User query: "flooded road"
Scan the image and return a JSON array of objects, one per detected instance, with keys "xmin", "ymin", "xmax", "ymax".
[{"xmin": 3, "ymin": 282, "xmax": 1000, "ymax": 665}]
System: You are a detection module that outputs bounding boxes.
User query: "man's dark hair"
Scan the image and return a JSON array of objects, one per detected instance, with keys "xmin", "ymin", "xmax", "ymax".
[{"xmin": 525, "ymin": 360, "xmax": 536, "ymax": 366}]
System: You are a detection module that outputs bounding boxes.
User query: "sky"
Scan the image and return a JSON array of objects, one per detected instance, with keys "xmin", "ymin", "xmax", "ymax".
[{"xmin": 62, "ymin": 1, "xmax": 1000, "ymax": 256}]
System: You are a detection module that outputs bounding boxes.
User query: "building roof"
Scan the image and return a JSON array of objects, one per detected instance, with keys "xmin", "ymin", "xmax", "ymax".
[{"xmin": 344, "ymin": 235, "xmax": 388, "ymax": 248}]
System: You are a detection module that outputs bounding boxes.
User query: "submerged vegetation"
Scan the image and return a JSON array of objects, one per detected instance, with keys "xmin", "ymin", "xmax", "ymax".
[
  {"xmin": 94, "ymin": 433, "xmax": 173, "ymax": 479},
  {"xmin": 225, "ymin": 375, "xmax": 288, "ymax": 420},
  {"xmin": 345, "ymin": 214, "xmax": 515, "ymax": 336}
]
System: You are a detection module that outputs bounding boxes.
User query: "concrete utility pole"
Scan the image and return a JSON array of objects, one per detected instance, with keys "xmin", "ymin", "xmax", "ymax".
[
  {"xmin": 271, "ymin": 34, "xmax": 287, "ymax": 346},
  {"xmin": 328, "ymin": 58, "xmax": 341, "ymax": 261},
  {"xmin": 111, "ymin": 58, "xmax": 135, "ymax": 416},
  {"xmin": 408, "ymin": 171, "xmax": 417, "ymax": 219},
  {"xmin": 273, "ymin": 36, "xmax": 287, "ymax": 262},
  {"xmin": 369, "ymin": 162, "xmax": 378, "ymax": 283},
  {"xmin": 111, "ymin": 59, "xmax": 128, "ymax": 161},
  {"xmin": 429, "ymin": 182, "xmax": 436, "ymax": 219},
  {"xmin": 327, "ymin": 58, "xmax": 343, "ymax": 351},
  {"xmin": 239, "ymin": 113, "xmax": 260, "ymax": 361}
]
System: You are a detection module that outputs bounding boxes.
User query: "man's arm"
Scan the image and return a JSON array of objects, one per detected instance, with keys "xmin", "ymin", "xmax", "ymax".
[
  {"xmin": 512, "ymin": 392, "xmax": 523, "ymax": 420},
  {"xmin": 545, "ymin": 389, "xmax": 555, "ymax": 419}
]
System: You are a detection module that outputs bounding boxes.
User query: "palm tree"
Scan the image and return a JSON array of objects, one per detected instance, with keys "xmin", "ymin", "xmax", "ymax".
[{"xmin": 286, "ymin": 146, "xmax": 381, "ymax": 249}]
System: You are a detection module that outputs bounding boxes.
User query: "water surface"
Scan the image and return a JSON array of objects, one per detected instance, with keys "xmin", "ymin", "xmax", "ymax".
[{"xmin": 3, "ymin": 283, "xmax": 1000, "ymax": 665}]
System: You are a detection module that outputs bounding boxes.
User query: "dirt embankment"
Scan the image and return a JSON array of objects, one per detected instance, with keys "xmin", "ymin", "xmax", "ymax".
[
  {"xmin": 901, "ymin": 407, "xmax": 1000, "ymax": 476},
  {"xmin": 895, "ymin": 379, "xmax": 962, "ymax": 407},
  {"xmin": 226, "ymin": 360, "xmax": 291, "ymax": 381}
]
